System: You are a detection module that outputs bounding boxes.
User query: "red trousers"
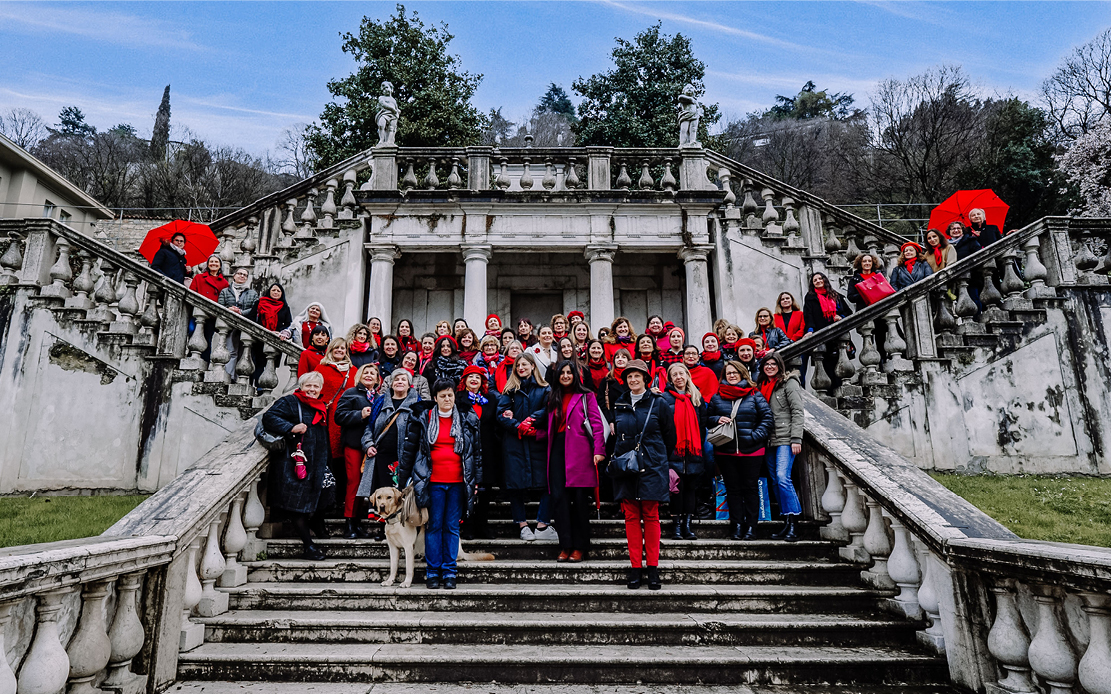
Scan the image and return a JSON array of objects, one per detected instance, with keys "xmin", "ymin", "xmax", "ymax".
[
  {"xmin": 343, "ymin": 447, "xmax": 364, "ymax": 518},
  {"xmin": 621, "ymin": 499, "xmax": 660, "ymax": 568}
]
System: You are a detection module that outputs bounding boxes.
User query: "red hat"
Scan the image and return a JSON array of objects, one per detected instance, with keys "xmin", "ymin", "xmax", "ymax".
[
  {"xmin": 461, "ymin": 364, "xmax": 487, "ymax": 381},
  {"xmin": 663, "ymin": 320, "xmax": 675, "ymax": 331},
  {"xmin": 485, "ymin": 314, "xmax": 501, "ymax": 326},
  {"xmin": 669, "ymin": 326, "xmax": 685, "ymax": 339},
  {"xmin": 568, "ymin": 310, "xmax": 585, "ymax": 321},
  {"xmin": 736, "ymin": 337, "xmax": 757, "ymax": 351},
  {"xmin": 702, "ymin": 332, "xmax": 719, "ymax": 345},
  {"xmin": 900, "ymin": 241, "xmax": 925, "ymax": 255}
]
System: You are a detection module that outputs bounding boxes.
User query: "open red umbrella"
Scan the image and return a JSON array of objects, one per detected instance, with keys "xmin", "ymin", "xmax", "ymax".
[
  {"xmin": 138, "ymin": 220, "xmax": 219, "ymax": 267},
  {"xmin": 929, "ymin": 190, "xmax": 1009, "ymax": 235}
]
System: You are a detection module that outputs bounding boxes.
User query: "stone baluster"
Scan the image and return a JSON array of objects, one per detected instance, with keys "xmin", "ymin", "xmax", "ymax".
[
  {"xmin": 564, "ymin": 158, "xmax": 581, "ymax": 189},
  {"xmin": 782, "ymin": 198, "xmax": 801, "ymax": 246},
  {"xmin": 110, "ymin": 272, "xmax": 141, "ymax": 334},
  {"xmin": 980, "ymin": 261, "xmax": 1003, "ymax": 311},
  {"xmin": 281, "ymin": 198, "xmax": 299, "ymax": 246},
  {"xmin": 0, "ymin": 601, "xmax": 15, "ymax": 694},
  {"xmin": 447, "ymin": 158, "xmax": 464, "ymax": 190},
  {"xmin": 102, "ymin": 571, "xmax": 147, "ymax": 693},
  {"xmin": 986, "ymin": 579, "xmax": 1037, "ymax": 694},
  {"xmin": 340, "ymin": 169, "xmax": 358, "ymax": 218},
  {"xmin": 239, "ymin": 218, "xmax": 258, "ymax": 266},
  {"xmin": 844, "ymin": 228, "xmax": 861, "ymax": 264},
  {"xmin": 838, "ymin": 480, "xmax": 869, "ymax": 563},
  {"xmin": 717, "ymin": 167, "xmax": 735, "ymax": 207},
  {"xmin": 883, "ymin": 242, "xmax": 901, "ymax": 277},
  {"xmin": 1078, "ymin": 592, "xmax": 1111, "ymax": 694},
  {"xmin": 0, "ymin": 232, "xmax": 24, "ymax": 285},
  {"xmin": 219, "ymin": 493, "xmax": 249, "ymax": 588},
  {"xmin": 541, "ymin": 159, "xmax": 556, "ymax": 190},
  {"xmin": 638, "ymin": 160, "xmax": 654, "ymax": 190},
  {"xmin": 834, "ymin": 335, "xmax": 857, "ymax": 384},
  {"xmin": 519, "ymin": 155, "xmax": 534, "ymax": 190},
  {"xmin": 741, "ymin": 180, "xmax": 759, "ymax": 230},
  {"xmin": 90, "ymin": 259, "xmax": 118, "ymax": 326},
  {"xmin": 856, "ymin": 321, "xmax": 887, "ymax": 386},
  {"xmin": 1023, "ymin": 236, "xmax": 1054, "ymax": 299},
  {"xmin": 884, "ymin": 514, "xmax": 922, "ymax": 619},
  {"xmin": 659, "ymin": 159, "xmax": 676, "ymax": 192},
  {"xmin": 65, "ymin": 579, "xmax": 113, "ymax": 694},
  {"xmin": 495, "ymin": 157, "xmax": 511, "ymax": 190},
  {"xmin": 66, "ymin": 250, "xmax": 95, "ymax": 309},
  {"xmin": 819, "ymin": 461, "xmax": 848, "ymax": 542},
  {"xmin": 197, "ymin": 517, "xmax": 229, "ymax": 617},
  {"xmin": 882, "ymin": 308, "xmax": 913, "ymax": 373},
  {"xmin": 954, "ymin": 274, "xmax": 980, "ymax": 334},
  {"xmin": 297, "ymin": 189, "xmax": 318, "ymax": 239},
  {"xmin": 228, "ymin": 332, "xmax": 255, "ymax": 396},
  {"xmin": 218, "ymin": 226, "xmax": 236, "ymax": 273},
  {"xmin": 934, "ymin": 290, "xmax": 958, "ymax": 339},
  {"xmin": 824, "ymin": 219, "xmax": 843, "ymax": 258},
  {"xmin": 861, "ymin": 496, "xmax": 894, "ymax": 589},
  {"xmin": 1074, "ymin": 240, "xmax": 1100, "ymax": 279},
  {"xmin": 256, "ymin": 342, "xmax": 279, "ymax": 403},
  {"xmin": 320, "ymin": 179, "xmax": 338, "ymax": 229},
  {"xmin": 39, "ymin": 237, "xmax": 73, "ymax": 298},
  {"xmin": 16, "ymin": 589, "xmax": 71, "ymax": 694},
  {"xmin": 810, "ymin": 343, "xmax": 833, "ymax": 398},
  {"xmin": 761, "ymin": 189, "xmax": 781, "ymax": 235},
  {"xmin": 399, "ymin": 159, "xmax": 417, "ymax": 190},
  {"xmin": 180, "ymin": 538, "xmax": 204, "ymax": 651},
  {"xmin": 614, "ymin": 162, "xmax": 632, "ymax": 190},
  {"xmin": 182, "ymin": 305, "xmax": 210, "ymax": 370},
  {"xmin": 1000, "ymin": 247, "xmax": 1028, "ymax": 310},
  {"xmin": 915, "ymin": 542, "xmax": 945, "ymax": 652},
  {"xmin": 242, "ymin": 475, "xmax": 268, "ymax": 561},
  {"xmin": 204, "ymin": 317, "xmax": 232, "ymax": 383},
  {"xmin": 423, "ymin": 159, "xmax": 440, "ymax": 190},
  {"xmin": 1027, "ymin": 587, "xmax": 1077, "ymax": 694}
]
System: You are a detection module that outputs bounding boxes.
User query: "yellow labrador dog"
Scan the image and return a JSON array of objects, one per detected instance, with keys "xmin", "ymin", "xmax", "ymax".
[{"xmin": 372, "ymin": 486, "xmax": 494, "ymax": 588}]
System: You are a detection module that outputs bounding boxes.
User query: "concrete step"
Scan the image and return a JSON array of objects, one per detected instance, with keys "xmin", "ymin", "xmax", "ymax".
[
  {"xmin": 172, "ymin": 683, "xmax": 958, "ymax": 694},
  {"xmin": 176, "ymin": 642, "xmax": 948, "ymax": 685},
  {"xmin": 244, "ymin": 558, "xmax": 863, "ymax": 587},
  {"xmin": 197, "ymin": 609, "xmax": 922, "ymax": 647},
  {"xmin": 319, "ymin": 518, "xmax": 825, "ymax": 540},
  {"xmin": 225, "ymin": 581, "xmax": 895, "ymax": 614},
  {"xmin": 263, "ymin": 537, "xmax": 841, "ymax": 562}
]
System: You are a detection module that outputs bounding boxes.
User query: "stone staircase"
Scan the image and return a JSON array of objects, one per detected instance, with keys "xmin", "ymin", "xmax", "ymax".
[{"xmin": 178, "ymin": 504, "xmax": 953, "ymax": 690}]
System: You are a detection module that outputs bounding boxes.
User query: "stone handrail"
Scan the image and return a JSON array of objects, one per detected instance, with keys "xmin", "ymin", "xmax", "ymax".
[
  {"xmin": 0, "ymin": 419, "xmax": 271, "ymax": 692},
  {"xmin": 801, "ymin": 390, "xmax": 1111, "ymax": 694}
]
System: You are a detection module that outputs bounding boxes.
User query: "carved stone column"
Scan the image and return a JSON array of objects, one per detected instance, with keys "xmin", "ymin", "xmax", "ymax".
[
  {"xmin": 366, "ymin": 245, "xmax": 400, "ymax": 335},
  {"xmin": 462, "ymin": 245, "xmax": 492, "ymax": 332},
  {"xmin": 678, "ymin": 245, "xmax": 714, "ymax": 339},
  {"xmin": 586, "ymin": 245, "xmax": 617, "ymax": 331}
]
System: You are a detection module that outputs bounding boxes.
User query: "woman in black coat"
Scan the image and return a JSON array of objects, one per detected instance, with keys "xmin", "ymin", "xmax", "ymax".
[
  {"xmin": 334, "ymin": 363, "xmax": 381, "ymax": 539},
  {"xmin": 496, "ymin": 352, "xmax": 554, "ymax": 541},
  {"xmin": 150, "ymin": 233, "xmax": 188, "ymax": 283},
  {"xmin": 706, "ymin": 361, "xmax": 774, "ymax": 541},
  {"xmin": 423, "ymin": 335, "xmax": 466, "ymax": 387},
  {"xmin": 261, "ymin": 371, "xmax": 332, "ymax": 560},
  {"xmin": 457, "ymin": 364, "xmax": 501, "ymax": 540},
  {"xmin": 663, "ymin": 364, "xmax": 707, "ymax": 541},
  {"xmin": 802, "ymin": 272, "xmax": 853, "ymax": 390},
  {"xmin": 611, "ymin": 359, "xmax": 676, "ymax": 591}
]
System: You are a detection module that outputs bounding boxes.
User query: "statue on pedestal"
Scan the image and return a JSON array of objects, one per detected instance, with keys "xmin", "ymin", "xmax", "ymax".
[
  {"xmin": 376, "ymin": 81, "xmax": 399, "ymax": 147},
  {"xmin": 678, "ymin": 84, "xmax": 703, "ymax": 147}
]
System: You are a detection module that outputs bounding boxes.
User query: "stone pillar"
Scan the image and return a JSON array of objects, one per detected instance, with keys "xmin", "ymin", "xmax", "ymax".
[
  {"xmin": 371, "ymin": 146, "xmax": 398, "ymax": 190},
  {"xmin": 462, "ymin": 245, "xmax": 492, "ymax": 332},
  {"xmin": 585, "ymin": 245, "xmax": 617, "ymax": 330},
  {"xmin": 366, "ymin": 245, "xmax": 400, "ymax": 334},
  {"xmin": 678, "ymin": 246, "xmax": 713, "ymax": 338},
  {"xmin": 343, "ymin": 218, "xmax": 369, "ymax": 329}
]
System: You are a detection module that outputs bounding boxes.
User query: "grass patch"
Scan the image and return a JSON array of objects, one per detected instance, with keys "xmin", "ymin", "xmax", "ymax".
[
  {"xmin": 0, "ymin": 495, "xmax": 148, "ymax": 548},
  {"xmin": 930, "ymin": 473, "xmax": 1111, "ymax": 547}
]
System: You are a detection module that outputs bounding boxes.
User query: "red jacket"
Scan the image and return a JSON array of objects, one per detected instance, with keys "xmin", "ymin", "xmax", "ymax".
[
  {"xmin": 775, "ymin": 312, "xmax": 806, "ymax": 342},
  {"xmin": 315, "ymin": 362, "xmax": 358, "ymax": 458},
  {"xmin": 298, "ymin": 348, "xmax": 325, "ymax": 377},
  {"xmin": 189, "ymin": 272, "xmax": 229, "ymax": 302}
]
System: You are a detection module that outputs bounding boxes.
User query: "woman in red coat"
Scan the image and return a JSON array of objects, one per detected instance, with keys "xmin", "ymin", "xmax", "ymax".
[
  {"xmin": 189, "ymin": 255, "xmax": 229, "ymax": 302},
  {"xmin": 315, "ymin": 338, "xmax": 358, "ymax": 462}
]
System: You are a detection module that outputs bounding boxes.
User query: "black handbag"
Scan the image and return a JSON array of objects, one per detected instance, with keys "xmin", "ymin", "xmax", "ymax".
[{"xmin": 607, "ymin": 397, "xmax": 655, "ymax": 478}]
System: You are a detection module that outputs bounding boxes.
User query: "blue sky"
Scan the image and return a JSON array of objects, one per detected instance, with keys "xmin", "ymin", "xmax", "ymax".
[{"xmin": 1, "ymin": 1, "xmax": 1108, "ymax": 158}]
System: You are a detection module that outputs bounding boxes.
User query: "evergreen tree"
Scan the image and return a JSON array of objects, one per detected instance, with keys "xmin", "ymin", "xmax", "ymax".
[
  {"xmin": 150, "ymin": 85, "xmax": 171, "ymax": 161},
  {"xmin": 538, "ymin": 83, "xmax": 575, "ymax": 120}
]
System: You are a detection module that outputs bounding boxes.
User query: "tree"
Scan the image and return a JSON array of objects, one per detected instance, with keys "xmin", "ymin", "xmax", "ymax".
[
  {"xmin": 481, "ymin": 107, "xmax": 514, "ymax": 146},
  {"xmin": 51, "ymin": 106, "xmax": 95, "ymax": 138},
  {"xmin": 538, "ymin": 83, "xmax": 575, "ymax": 120},
  {"xmin": 305, "ymin": 4, "xmax": 485, "ymax": 167},
  {"xmin": 0, "ymin": 108, "xmax": 48, "ymax": 149},
  {"xmin": 1042, "ymin": 28, "xmax": 1111, "ymax": 142},
  {"xmin": 572, "ymin": 23, "xmax": 719, "ymax": 148},
  {"xmin": 150, "ymin": 85, "xmax": 172, "ymax": 161},
  {"xmin": 766, "ymin": 81, "xmax": 858, "ymax": 121},
  {"xmin": 276, "ymin": 123, "xmax": 319, "ymax": 179},
  {"xmin": 1057, "ymin": 119, "xmax": 1111, "ymax": 216}
]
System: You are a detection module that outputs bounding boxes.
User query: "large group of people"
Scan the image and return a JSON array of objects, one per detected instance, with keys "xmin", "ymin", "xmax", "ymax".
[{"xmin": 156, "ymin": 210, "xmax": 1005, "ymax": 591}]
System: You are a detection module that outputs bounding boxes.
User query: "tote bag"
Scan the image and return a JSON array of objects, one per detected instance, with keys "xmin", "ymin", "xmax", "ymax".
[{"xmin": 856, "ymin": 274, "xmax": 896, "ymax": 305}]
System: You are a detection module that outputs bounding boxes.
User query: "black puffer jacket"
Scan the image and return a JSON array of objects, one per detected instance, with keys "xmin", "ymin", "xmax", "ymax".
[
  {"xmin": 610, "ymin": 391, "xmax": 675, "ymax": 503},
  {"xmin": 749, "ymin": 327, "xmax": 791, "ymax": 351},
  {"xmin": 398, "ymin": 403, "xmax": 482, "ymax": 513},
  {"xmin": 458, "ymin": 389, "xmax": 502, "ymax": 486},
  {"xmin": 706, "ymin": 386, "xmax": 774, "ymax": 455},
  {"xmin": 334, "ymin": 384, "xmax": 375, "ymax": 451},
  {"xmin": 496, "ymin": 378, "xmax": 550, "ymax": 490}
]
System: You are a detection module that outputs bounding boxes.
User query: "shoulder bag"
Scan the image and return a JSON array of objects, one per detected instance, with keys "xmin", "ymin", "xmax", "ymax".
[
  {"xmin": 607, "ymin": 397, "xmax": 655, "ymax": 478},
  {"xmin": 706, "ymin": 398, "xmax": 742, "ymax": 447}
]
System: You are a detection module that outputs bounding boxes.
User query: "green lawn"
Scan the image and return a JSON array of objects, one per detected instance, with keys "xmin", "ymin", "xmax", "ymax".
[
  {"xmin": 931, "ymin": 473, "xmax": 1111, "ymax": 548},
  {"xmin": 0, "ymin": 495, "xmax": 148, "ymax": 548}
]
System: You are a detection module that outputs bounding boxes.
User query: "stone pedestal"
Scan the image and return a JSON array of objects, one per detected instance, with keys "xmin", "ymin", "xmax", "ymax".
[{"xmin": 371, "ymin": 146, "xmax": 398, "ymax": 190}]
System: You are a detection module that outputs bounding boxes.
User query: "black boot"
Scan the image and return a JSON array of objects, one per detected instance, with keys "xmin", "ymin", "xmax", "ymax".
[
  {"xmin": 343, "ymin": 518, "xmax": 358, "ymax": 539},
  {"xmin": 353, "ymin": 520, "xmax": 370, "ymax": 539},
  {"xmin": 626, "ymin": 567, "xmax": 642, "ymax": 590},
  {"xmin": 646, "ymin": 566, "xmax": 661, "ymax": 591},
  {"xmin": 730, "ymin": 522, "xmax": 743, "ymax": 541},
  {"xmin": 782, "ymin": 516, "xmax": 799, "ymax": 543},
  {"xmin": 670, "ymin": 517, "xmax": 683, "ymax": 541},
  {"xmin": 303, "ymin": 543, "xmax": 325, "ymax": 561},
  {"xmin": 310, "ymin": 516, "xmax": 330, "ymax": 539},
  {"xmin": 681, "ymin": 515, "xmax": 697, "ymax": 540},
  {"xmin": 770, "ymin": 519, "xmax": 790, "ymax": 540},
  {"xmin": 742, "ymin": 524, "xmax": 756, "ymax": 541}
]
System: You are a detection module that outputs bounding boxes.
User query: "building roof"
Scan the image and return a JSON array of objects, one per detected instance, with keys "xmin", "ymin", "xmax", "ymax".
[{"xmin": 0, "ymin": 132, "xmax": 115, "ymax": 220}]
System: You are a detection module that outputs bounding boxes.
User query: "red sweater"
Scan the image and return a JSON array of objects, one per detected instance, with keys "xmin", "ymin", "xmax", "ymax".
[
  {"xmin": 775, "ymin": 311, "xmax": 806, "ymax": 342},
  {"xmin": 430, "ymin": 414, "xmax": 463, "ymax": 483}
]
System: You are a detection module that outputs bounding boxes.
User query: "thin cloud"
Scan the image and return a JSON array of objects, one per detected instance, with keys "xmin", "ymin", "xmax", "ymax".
[
  {"xmin": 599, "ymin": 0, "xmax": 808, "ymax": 52},
  {"xmin": 0, "ymin": 4, "xmax": 208, "ymax": 52},
  {"xmin": 709, "ymin": 70, "xmax": 880, "ymax": 97}
]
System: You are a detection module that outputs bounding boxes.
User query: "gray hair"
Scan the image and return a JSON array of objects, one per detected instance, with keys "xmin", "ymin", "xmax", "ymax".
[
  {"xmin": 389, "ymin": 368, "xmax": 412, "ymax": 387},
  {"xmin": 298, "ymin": 371, "xmax": 324, "ymax": 388}
]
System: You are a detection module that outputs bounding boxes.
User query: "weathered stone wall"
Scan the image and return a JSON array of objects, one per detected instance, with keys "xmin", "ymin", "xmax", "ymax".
[{"xmin": 88, "ymin": 216, "xmax": 173, "ymax": 255}]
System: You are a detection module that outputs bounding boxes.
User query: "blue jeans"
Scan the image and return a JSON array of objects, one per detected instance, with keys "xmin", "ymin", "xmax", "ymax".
[
  {"xmin": 766, "ymin": 446, "xmax": 802, "ymax": 516},
  {"xmin": 509, "ymin": 490, "xmax": 551, "ymax": 526},
  {"xmin": 426, "ymin": 483, "xmax": 465, "ymax": 579}
]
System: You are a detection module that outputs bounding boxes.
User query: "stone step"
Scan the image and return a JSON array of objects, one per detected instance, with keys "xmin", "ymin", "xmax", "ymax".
[
  {"xmin": 177, "ymin": 642, "xmax": 948, "ymax": 685},
  {"xmin": 225, "ymin": 581, "xmax": 895, "ymax": 614},
  {"xmin": 172, "ymin": 682, "xmax": 958, "ymax": 694},
  {"xmin": 197, "ymin": 609, "xmax": 922, "ymax": 648},
  {"xmin": 244, "ymin": 558, "xmax": 862, "ymax": 587},
  {"xmin": 263, "ymin": 537, "xmax": 840, "ymax": 562},
  {"xmin": 319, "ymin": 518, "xmax": 824, "ymax": 540}
]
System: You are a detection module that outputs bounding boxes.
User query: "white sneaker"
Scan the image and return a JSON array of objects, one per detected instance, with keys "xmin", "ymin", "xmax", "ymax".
[
  {"xmin": 519, "ymin": 526, "xmax": 536, "ymax": 542},
  {"xmin": 533, "ymin": 525, "xmax": 559, "ymax": 542}
]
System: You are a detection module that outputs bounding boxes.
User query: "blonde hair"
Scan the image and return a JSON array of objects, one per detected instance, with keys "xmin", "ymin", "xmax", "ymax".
[
  {"xmin": 297, "ymin": 371, "xmax": 324, "ymax": 388},
  {"xmin": 723, "ymin": 360, "xmax": 751, "ymax": 386},
  {"xmin": 355, "ymin": 363, "xmax": 380, "ymax": 386},
  {"xmin": 319, "ymin": 337, "xmax": 351, "ymax": 367},
  {"xmin": 479, "ymin": 335, "xmax": 501, "ymax": 352},
  {"xmin": 504, "ymin": 352, "xmax": 548, "ymax": 392},
  {"xmin": 773, "ymin": 292, "xmax": 801, "ymax": 315},
  {"xmin": 666, "ymin": 363, "xmax": 702, "ymax": 406},
  {"xmin": 550, "ymin": 313, "xmax": 569, "ymax": 330},
  {"xmin": 435, "ymin": 320, "xmax": 451, "ymax": 336}
]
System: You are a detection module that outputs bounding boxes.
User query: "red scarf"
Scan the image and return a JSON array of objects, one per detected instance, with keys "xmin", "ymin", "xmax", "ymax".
[
  {"xmin": 612, "ymin": 366, "xmax": 626, "ymax": 385},
  {"xmin": 460, "ymin": 349, "xmax": 478, "ymax": 363},
  {"xmin": 859, "ymin": 271, "xmax": 875, "ymax": 279},
  {"xmin": 815, "ymin": 287, "xmax": 838, "ymax": 320},
  {"xmin": 758, "ymin": 378, "xmax": 778, "ymax": 404},
  {"xmin": 349, "ymin": 340, "xmax": 370, "ymax": 353},
  {"xmin": 293, "ymin": 390, "xmax": 327, "ymax": 425},
  {"xmin": 587, "ymin": 358, "xmax": 609, "ymax": 389},
  {"xmin": 495, "ymin": 357, "xmax": 516, "ymax": 392},
  {"xmin": 932, "ymin": 246, "xmax": 944, "ymax": 267},
  {"xmin": 255, "ymin": 297, "xmax": 284, "ymax": 331},
  {"xmin": 688, "ymin": 365, "xmax": 719, "ymax": 401},
  {"xmin": 904, "ymin": 258, "xmax": 917, "ymax": 273},
  {"xmin": 670, "ymin": 391, "xmax": 703, "ymax": 457},
  {"xmin": 701, "ymin": 350, "xmax": 721, "ymax": 363},
  {"xmin": 718, "ymin": 382, "xmax": 754, "ymax": 400},
  {"xmin": 553, "ymin": 331, "xmax": 568, "ymax": 341},
  {"xmin": 399, "ymin": 335, "xmax": 418, "ymax": 353}
]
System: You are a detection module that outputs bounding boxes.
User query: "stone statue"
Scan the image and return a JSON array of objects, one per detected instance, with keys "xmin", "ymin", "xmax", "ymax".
[
  {"xmin": 376, "ymin": 81, "xmax": 399, "ymax": 147},
  {"xmin": 677, "ymin": 84, "xmax": 703, "ymax": 147}
]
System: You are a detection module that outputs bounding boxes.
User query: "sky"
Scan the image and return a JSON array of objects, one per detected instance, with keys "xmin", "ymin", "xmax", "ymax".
[{"xmin": 1, "ymin": 1, "xmax": 1109, "ymax": 159}]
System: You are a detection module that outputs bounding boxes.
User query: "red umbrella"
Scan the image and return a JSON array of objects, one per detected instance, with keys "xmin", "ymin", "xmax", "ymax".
[
  {"xmin": 139, "ymin": 220, "xmax": 219, "ymax": 267},
  {"xmin": 929, "ymin": 189, "xmax": 1009, "ymax": 236}
]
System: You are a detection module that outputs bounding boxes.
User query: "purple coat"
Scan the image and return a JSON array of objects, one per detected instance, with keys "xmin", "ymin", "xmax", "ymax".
[{"xmin": 545, "ymin": 392, "xmax": 606, "ymax": 489}]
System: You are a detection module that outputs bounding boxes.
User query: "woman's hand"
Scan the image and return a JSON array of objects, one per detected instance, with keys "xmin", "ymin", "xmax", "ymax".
[
  {"xmin": 609, "ymin": 423, "xmax": 615, "ymax": 436},
  {"xmin": 367, "ymin": 446, "xmax": 377, "ymax": 457},
  {"xmin": 291, "ymin": 423, "xmax": 308, "ymax": 434},
  {"xmin": 718, "ymin": 417, "xmax": 730, "ymax": 425},
  {"xmin": 231, "ymin": 307, "xmax": 242, "ymax": 314},
  {"xmin": 791, "ymin": 443, "xmax": 802, "ymax": 455},
  {"xmin": 593, "ymin": 454, "xmax": 605, "ymax": 464},
  {"xmin": 833, "ymin": 315, "xmax": 842, "ymax": 322},
  {"xmin": 361, "ymin": 406, "xmax": 373, "ymax": 419},
  {"xmin": 502, "ymin": 409, "xmax": 514, "ymax": 419}
]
